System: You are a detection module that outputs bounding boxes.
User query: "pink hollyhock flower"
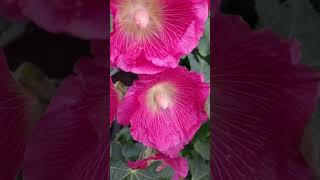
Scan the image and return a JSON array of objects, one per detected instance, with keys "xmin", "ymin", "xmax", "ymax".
[
  {"xmin": 117, "ymin": 67, "xmax": 209, "ymax": 157},
  {"xmin": 21, "ymin": 0, "xmax": 108, "ymax": 39},
  {"xmin": 110, "ymin": 0, "xmax": 208, "ymax": 74},
  {"xmin": 23, "ymin": 57, "xmax": 108, "ymax": 180},
  {"xmin": 0, "ymin": 50, "xmax": 35, "ymax": 179},
  {"xmin": 110, "ymin": 78, "xmax": 119, "ymax": 123},
  {"xmin": 0, "ymin": 0, "xmax": 25, "ymax": 21},
  {"xmin": 212, "ymin": 14, "xmax": 320, "ymax": 179},
  {"xmin": 128, "ymin": 153, "xmax": 188, "ymax": 180}
]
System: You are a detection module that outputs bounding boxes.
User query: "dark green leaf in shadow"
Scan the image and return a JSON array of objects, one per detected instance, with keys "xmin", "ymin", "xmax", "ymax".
[
  {"xmin": 110, "ymin": 161, "xmax": 173, "ymax": 180},
  {"xmin": 194, "ymin": 141, "xmax": 210, "ymax": 160},
  {"xmin": 188, "ymin": 152, "xmax": 209, "ymax": 180}
]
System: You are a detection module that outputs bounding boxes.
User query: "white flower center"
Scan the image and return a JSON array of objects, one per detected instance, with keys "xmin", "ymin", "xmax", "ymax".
[
  {"xmin": 147, "ymin": 83, "xmax": 175, "ymax": 111},
  {"xmin": 134, "ymin": 9, "xmax": 149, "ymax": 28},
  {"xmin": 154, "ymin": 91, "xmax": 170, "ymax": 109}
]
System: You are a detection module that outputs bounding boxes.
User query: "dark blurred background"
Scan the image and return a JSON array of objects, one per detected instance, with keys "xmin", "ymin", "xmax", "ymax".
[{"xmin": 1, "ymin": 19, "xmax": 91, "ymax": 78}]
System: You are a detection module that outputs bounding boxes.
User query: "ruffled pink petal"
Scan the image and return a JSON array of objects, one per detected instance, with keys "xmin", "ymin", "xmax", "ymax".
[
  {"xmin": 112, "ymin": 52, "xmax": 171, "ymax": 74},
  {"xmin": 21, "ymin": 0, "xmax": 107, "ymax": 39},
  {"xmin": 127, "ymin": 159, "xmax": 148, "ymax": 170},
  {"xmin": 0, "ymin": 50, "xmax": 33, "ymax": 179},
  {"xmin": 212, "ymin": 14, "xmax": 320, "ymax": 180},
  {"xmin": 110, "ymin": 0, "xmax": 208, "ymax": 74},
  {"xmin": 23, "ymin": 58, "xmax": 108, "ymax": 180},
  {"xmin": 0, "ymin": 0, "xmax": 25, "ymax": 21},
  {"xmin": 128, "ymin": 153, "xmax": 188, "ymax": 180},
  {"xmin": 118, "ymin": 67, "xmax": 209, "ymax": 157}
]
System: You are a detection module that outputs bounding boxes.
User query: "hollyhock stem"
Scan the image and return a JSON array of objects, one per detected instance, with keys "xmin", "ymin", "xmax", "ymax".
[
  {"xmin": 114, "ymin": 81, "xmax": 126, "ymax": 99},
  {"xmin": 138, "ymin": 146, "xmax": 147, "ymax": 159},
  {"xmin": 143, "ymin": 148, "xmax": 154, "ymax": 159}
]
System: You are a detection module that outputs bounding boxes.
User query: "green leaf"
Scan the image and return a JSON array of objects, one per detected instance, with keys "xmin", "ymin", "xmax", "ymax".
[
  {"xmin": 194, "ymin": 122, "xmax": 210, "ymax": 143},
  {"xmin": 110, "ymin": 160, "xmax": 172, "ymax": 180},
  {"xmin": 255, "ymin": 0, "xmax": 320, "ymax": 66},
  {"xmin": 188, "ymin": 153, "xmax": 209, "ymax": 180},
  {"xmin": 111, "ymin": 142, "xmax": 125, "ymax": 161},
  {"xmin": 194, "ymin": 141, "xmax": 210, "ymax": 160},
  {"xmin": 121, "ymin": 143, "xmax": 145, "ymax": 161},
  {"xmin": 188, "ymin": 54, "xmax": 210, "ymax": 82},
  {"xmin": 110, "ymin": 161, "xmax": 131, "ymax": 180},
  {"xmin": 197, "ymin": 18, "xmax": 210, "ymax": 57},
  {"xmin": 115, "ymin": 126, "xmax": 132, "ymax": 144}
]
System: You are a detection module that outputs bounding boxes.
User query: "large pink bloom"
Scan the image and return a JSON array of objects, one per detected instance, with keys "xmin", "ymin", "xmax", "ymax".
[
  {"xmin": 128, "ymin": 153, "xmax": 188, "ymax": 180},
  {"xmin": 0, "ymin": 50, "xmax": 34, "ymax": 179},
  {"xmin": 23, "ymin": 57, "xmax": 108, "ymax": 180},
  {"xmin": 117, "ymin": 67, "xmax": 209, "ymax": 157},
  {"xmin": 212, "ymin": 14, "xmax": 320, "ymax": 179},
  {"xmin": 110, "ymin": 0, "xmax": 208, "ymax": 74},
  {"xmin": 21, "ymin": 0, "xmax": 108, "ymax": 39}
]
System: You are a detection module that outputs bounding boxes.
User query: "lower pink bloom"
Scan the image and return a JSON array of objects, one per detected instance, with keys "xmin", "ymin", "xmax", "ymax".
[
  {"xmin": 128, "ymin": 153, "xmax": 188, "ymax": 180},
  {"xmin": 212, "ymin": 14, "xmax": 320, "ymax": 179},
  {"xmin": 117, "ymin": 67, "xmax": 209, "ymax": 157},
  {"xmin": 21, "ymin": 0, "xmax": 108, "ymax": 39},
  {"xmin": 0, "ymin": 50, "xmax": 34, "ymax": 179},
  {"xmin": 23, "ymin": 57, "xmax": 108, "ymax": 180}
]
